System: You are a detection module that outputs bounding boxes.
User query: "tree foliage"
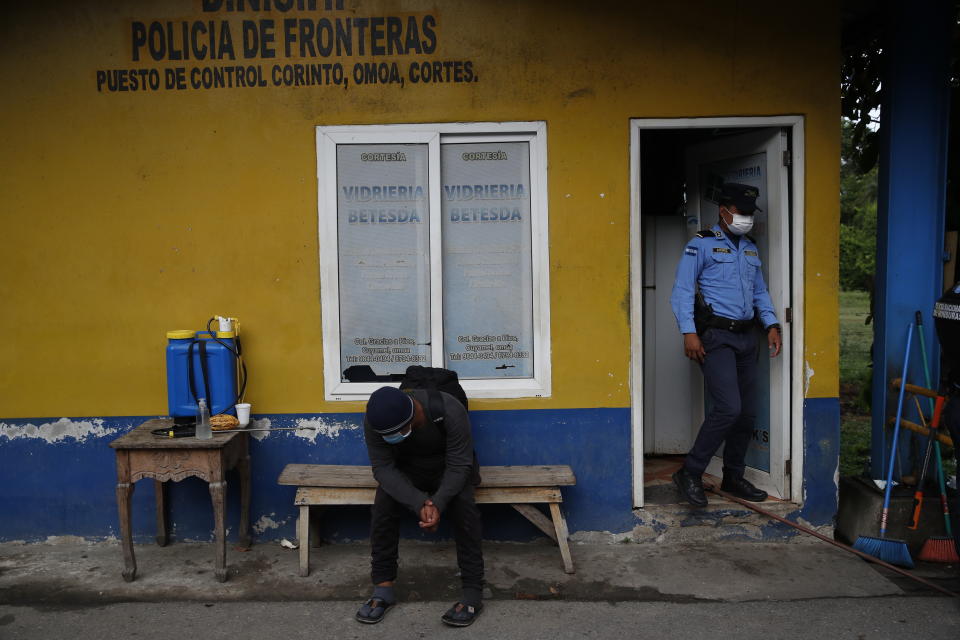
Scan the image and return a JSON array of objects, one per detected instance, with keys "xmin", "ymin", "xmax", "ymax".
[
  {"xmin": 839, "ymin": 8, "xmax": 883, "ymax": 292},
  {"xmin": 841, "ymin": 4, "xmax": 960, "ymax": 229},
  {"xmin": 840, "ymin": 119, "xmax": 878, "ymax": 291},
  {"xmin": 839, "ymin": 5, "xmax": 960, "ymax": 288},
  {"xmin": 840, "ymin": 10, "xmax": 883, "ymax": 174}
]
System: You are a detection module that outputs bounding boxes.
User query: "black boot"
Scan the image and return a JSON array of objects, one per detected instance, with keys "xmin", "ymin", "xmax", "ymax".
[
  {"xmin": 672, "ymin": 468, "xmax": 708, "ymax": 507},
  {"xmin": 721, "ymin": 473, "xmax": 767, "ymax": 502}
]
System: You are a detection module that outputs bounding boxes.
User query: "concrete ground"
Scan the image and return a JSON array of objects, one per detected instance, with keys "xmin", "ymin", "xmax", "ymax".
[
  {"xmin": 0, "ymin": 538, "xmax": 958, "ymax": 638},
  {"xmin": 2, "ymin": 599, "xmax": 959, "ymax": 640}
]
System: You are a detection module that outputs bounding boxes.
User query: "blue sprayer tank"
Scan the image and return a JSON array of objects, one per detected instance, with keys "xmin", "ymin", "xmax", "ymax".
[{"xmin": 166, "ymin": 330, "xmax": 238, "ymax": 423}]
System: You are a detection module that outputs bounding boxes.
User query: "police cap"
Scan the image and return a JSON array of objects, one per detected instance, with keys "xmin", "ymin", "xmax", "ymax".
[{"xmin": 719, "ymin": 183, "xmax": 762, "ymax": 214}]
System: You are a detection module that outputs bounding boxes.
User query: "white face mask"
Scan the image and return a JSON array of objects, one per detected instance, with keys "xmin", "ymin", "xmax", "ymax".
[{"xmin": 723, "ymin": 209, "xmax": 754, "ymax": 236}]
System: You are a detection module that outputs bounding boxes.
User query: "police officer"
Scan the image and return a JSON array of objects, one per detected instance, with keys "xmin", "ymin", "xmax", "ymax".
[{"xmin": 669, "ymin": 183, "xmax": 782, "ymax": 507}]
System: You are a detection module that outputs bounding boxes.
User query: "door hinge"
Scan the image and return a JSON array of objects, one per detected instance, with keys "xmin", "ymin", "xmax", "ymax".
[
  {"xmin": 785, "ymin": 459, "xmax": 792, "ymax": 476},
  {"xmin": 782, "ymin": 150, "xmax": 792, "ymax": 166},
  {"xmin": 785, "ymin": 307, "xmax": 792, "ymax": 323}
]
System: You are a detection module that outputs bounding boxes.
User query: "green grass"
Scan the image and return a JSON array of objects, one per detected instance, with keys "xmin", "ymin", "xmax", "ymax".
[
  {"xmin": 838, "ymin": 290, "xmax": 957, "ymax": 479},
  {"xmin": 839, "ymin": 290, "xmax": 873, "ymax": 477},
  {"xmin": 839, "ymin": 290, "xmax": 872, "ymax": 386},
  {"xmin": 839, "ymin": 414, "xmax": 872, "ymax": 477}
]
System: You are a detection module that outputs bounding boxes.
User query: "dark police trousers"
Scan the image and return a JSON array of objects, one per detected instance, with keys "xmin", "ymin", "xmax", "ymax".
[
  {"xmin": 684, "ymin": 327, "xmax": 758, "ymax": 478},
  {"xmin": 370, "ymin": 482, "xmax": 484, "ymax": 591}
]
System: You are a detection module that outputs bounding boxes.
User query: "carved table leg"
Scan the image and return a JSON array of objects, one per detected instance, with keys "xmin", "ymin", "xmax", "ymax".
[
  {"xmin": 237, "ymin": 453, "xmax": 252, "ymax": 550},
  {"xmin": 115, "ymin": 450, "xmax": 137, "ymax": 582},
  {"xmin": 209, "ymin": 477, "xmax": 228, "ymax": 582},
  {"xmin": 154, "ymin": 480, "xmax": 168, "ymax": 547}
]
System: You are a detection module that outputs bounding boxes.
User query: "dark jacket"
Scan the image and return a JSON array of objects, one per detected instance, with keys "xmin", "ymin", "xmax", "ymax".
[{"xmin": 363, "ymin": 389, "xmax": 476, "ymax": 514}]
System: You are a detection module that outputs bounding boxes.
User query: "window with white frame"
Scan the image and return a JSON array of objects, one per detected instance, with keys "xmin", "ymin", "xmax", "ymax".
[{"xmin": 317, "ymin": 122, "xmax": 550, "ymax": 400}]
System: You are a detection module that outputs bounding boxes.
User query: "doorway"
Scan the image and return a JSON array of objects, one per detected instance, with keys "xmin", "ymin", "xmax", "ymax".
[{"xmin": 628, "ymin": 117, "xmax": 806, "ymax": 508}]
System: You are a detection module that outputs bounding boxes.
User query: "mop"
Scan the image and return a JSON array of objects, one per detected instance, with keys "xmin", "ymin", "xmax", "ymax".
[
  {"xmin": 914, "ymin": 312, "xmax": 960, "ymax": 563},
  {"xmin": 906, "ymin": 396, "xmax": 937, "ymax": 531},
  {"xmin": 852, "ymin": 323, "xmax": 915, "ymax": 568}
]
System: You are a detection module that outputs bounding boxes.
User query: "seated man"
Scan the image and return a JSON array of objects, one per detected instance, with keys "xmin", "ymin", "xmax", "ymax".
[{"xmin": 356, "ymin": 386, "xmax": 484, "ymax": 627}]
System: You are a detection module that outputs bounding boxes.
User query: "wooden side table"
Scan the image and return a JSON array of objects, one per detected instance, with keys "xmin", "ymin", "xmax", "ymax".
[{"xmin": 109, "ymin": 419, "xmax": 251, "ymax": 582}]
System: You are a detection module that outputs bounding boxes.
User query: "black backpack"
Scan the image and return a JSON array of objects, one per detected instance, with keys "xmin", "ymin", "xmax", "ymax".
[
  {"xmin": 399, "ymin": 365, "xmax": 468, "ymax": 412},
  {"xmin": 399, "ymin": 365, "xmax": 480, "ymax": 484}
]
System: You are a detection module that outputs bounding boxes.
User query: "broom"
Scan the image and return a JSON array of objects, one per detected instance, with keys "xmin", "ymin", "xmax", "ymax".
[
  {"xmin": 906, "ymin": 396, "xmax": 937, "ymax": 531},
  {"xmin": 916, "ymin": 396, "xmax": 958, "ymax": 562},
  {"xmin": 914, "ymin": 311, "xmax": 960, "ymax": 563},
  {"xmin": 852, "ymin": 323, "xmax": 915, "ymax": 568}
]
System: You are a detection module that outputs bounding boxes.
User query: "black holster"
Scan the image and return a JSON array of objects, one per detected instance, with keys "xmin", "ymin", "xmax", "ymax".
[{"xmin": 694, "ymin": 292, "xmax": 713, "ymax": 336}]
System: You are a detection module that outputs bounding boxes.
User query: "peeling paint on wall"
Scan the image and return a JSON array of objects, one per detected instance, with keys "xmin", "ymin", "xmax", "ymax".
[
  {"xmin": 252, "ymin": 513, "xmax": 287, "ymax": 534},
  {"xmin": 0, "ymin": 418, "xmax": 119, "ymax": 444},
  {"xmin": 249, "ymin": 417, "xmax": 272, "ymax": 441},
  {"xmin": 619, "ymin": 500, "xmax": 819, "ymax": 544},
  {"xmin": 241, "ymin": 416, "xmax": 358, "ymax": 442},
  {"xmin": 292, "ymin": 417, "xmax": 359, "ymax": 443},
  {"xmin": 804, "ymin": 361, "xmax": 815, "ymax": 397}
]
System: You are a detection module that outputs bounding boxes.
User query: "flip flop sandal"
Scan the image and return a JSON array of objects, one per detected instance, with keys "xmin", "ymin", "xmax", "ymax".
[
  {"xmin": 441, "ymin": 602, "xmax": 483, "ymax": 627},
  {"xmin": 355, "ymin": 598, "xmax": 393, "ymax": 624}
]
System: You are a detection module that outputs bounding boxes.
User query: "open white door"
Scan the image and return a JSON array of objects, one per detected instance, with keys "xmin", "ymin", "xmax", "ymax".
[
  {"xmin": 683, "ymin": 128, "xmax": 792, "ymax": 498},
  {"xmin": 631, "ymin": 118, "xmax": 802, "ymax": 508}
]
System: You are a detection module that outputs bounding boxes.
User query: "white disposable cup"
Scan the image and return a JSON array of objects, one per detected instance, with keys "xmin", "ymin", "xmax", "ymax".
[{"xmin": 236, "ymin": 403, "xmax": 251, "ymax": 427}]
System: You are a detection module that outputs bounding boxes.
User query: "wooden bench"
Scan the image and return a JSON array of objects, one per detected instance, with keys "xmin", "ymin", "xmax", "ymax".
[{"xmin": 277, "ymin": 464, "xmax": 577, "ymax": 576}]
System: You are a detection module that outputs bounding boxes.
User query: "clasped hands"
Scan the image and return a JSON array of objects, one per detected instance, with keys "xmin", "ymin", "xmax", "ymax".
[{"xmin": 419, "ymin": 499, "xmax": 440, "ymax": 532}]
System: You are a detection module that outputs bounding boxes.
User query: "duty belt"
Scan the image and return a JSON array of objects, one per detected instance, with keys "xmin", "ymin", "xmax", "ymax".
[{"xmin": 705, "ymin": 315, "xmax": 755, "ymax": 333}]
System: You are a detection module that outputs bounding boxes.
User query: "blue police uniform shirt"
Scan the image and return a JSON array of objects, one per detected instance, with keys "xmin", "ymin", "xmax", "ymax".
[{"xmin": 669, "ymin": 224, "xmax": 779, "ymax": 334}]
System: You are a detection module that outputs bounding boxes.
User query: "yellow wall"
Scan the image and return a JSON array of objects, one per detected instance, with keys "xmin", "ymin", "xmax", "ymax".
[{"xmin": 0, "ymin": 1, "xmax": 840, "ymax": 417}]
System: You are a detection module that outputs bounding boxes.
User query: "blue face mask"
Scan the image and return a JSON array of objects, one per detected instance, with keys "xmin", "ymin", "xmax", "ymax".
[{"xmin": 382, "ymin": 428, "xmax": 412, "ymax": 445}]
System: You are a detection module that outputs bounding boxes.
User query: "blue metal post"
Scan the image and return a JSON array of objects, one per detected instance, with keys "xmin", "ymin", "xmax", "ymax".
[{"xmin": 870, "ymin": 0, "xmax": 952, "ymax": 479}]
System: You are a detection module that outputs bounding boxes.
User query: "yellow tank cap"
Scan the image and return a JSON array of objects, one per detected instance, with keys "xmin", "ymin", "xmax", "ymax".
[
  {"xmin": 215, "ymin": 331, "xmax": 235, "ymax": 339},
  {"xmin": 166, "ymin": 330, "xmax": 195, "ymax": 339}
]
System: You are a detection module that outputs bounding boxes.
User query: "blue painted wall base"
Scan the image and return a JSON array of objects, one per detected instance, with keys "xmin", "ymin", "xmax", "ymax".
[
  {"xmin": 0, "ymin": 403, "xmax": 838, "ymax": 543},
  {"xmin": 796, "ymin": 398, "xmax": 840, "ymax": 526}
]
